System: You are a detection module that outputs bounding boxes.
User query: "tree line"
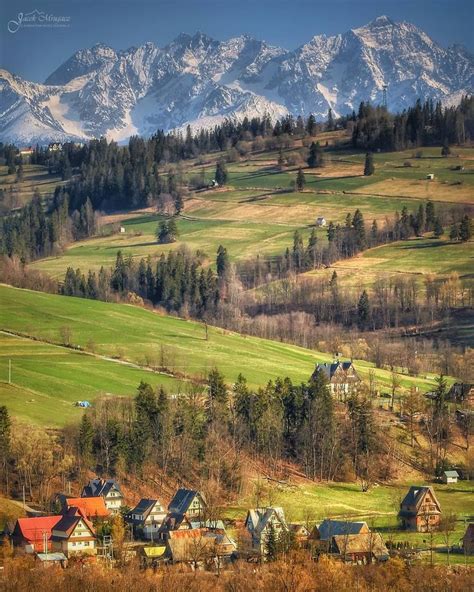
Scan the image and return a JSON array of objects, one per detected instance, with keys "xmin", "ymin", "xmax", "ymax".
[{"xmin": 62, "ymin": 247, "xmax": 220, "ymax": 318}]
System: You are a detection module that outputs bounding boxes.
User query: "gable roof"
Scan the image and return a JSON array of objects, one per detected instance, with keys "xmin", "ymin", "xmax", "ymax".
[
  {"xmin": 245, "ymin": 507, "xmax": 287, "ymax": 535},
  {"xmin": 65, "ymin": 497, "xmax": 109, "ymax": 518},
  {"xmin": 400, "ymin": 486, "xmax": 441, "ymax": 516},
  {"xmin": 332, "ymin": 532, "xmax": 389, "ymax": 560},
  {"xmin": 443, "ymin": 471, "xmax": 459, "ymax": 478},
  {"xmin": 126, "ymin": 499, "xmax": 165, "ymax": 524},
  {"xmin": 52, "ymin": 507, "xmax": 95, "ymax": 539},
  {"xmin": 312, "ymin": 361, "xmax": 360, "ymax": 383},
  {"xmin": 160, "ymin": 512, "xmax": 192, "ymax": 533},
  {"xmin": 82, "ymin": 478, "xmax": 122, "ymax": 498},
  {"xmin": 168, "ymin": 489, "xmax": 205, "ymax": 514},
  {"xmin": 316, "ymin": 520, "xmax": 369, "ymax": 541},
  {"xmin": 14, "ymin": 516, "xmax": 62, "ymax": 545}
]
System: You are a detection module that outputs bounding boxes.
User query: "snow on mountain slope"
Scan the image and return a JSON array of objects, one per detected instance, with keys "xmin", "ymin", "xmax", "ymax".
[{"xmin": 1, "ymin": 17, "xmax": 472, "ymax": 144}]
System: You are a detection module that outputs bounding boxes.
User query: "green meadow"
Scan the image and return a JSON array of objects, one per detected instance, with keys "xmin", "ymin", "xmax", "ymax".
[
  {"xmin": 29, "ymin": 145, "xmax": 473, "ymax": 279},
  {"xmin": 0, "ymin": 332, "xmax": 182, "ymax": 427},
  {"xmin": 0, "ymin": 284, "xmax": 442, "ymax": 426}
]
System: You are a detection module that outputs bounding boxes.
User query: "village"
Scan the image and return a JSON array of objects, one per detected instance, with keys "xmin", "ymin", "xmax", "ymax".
[
  {"xmin": 5, "ymin": 477, "xmax": 474, "ymax": 571},
  {"xmin": 3, "ymin": 361, "xmax": 473, "ymax": 573}
]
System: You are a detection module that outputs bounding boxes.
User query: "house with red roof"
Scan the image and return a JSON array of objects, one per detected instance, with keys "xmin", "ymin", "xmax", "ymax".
[
  {"xmin": 51, "ymin": 507, "xmax": 97, "ymax": 557},
  {"xmin": 11, "ymin": 516, "xmax": 62, "ymax": 553},
  {"xmin": 64, "ymin": 497, "xmax": 109, "ymax": 519}
]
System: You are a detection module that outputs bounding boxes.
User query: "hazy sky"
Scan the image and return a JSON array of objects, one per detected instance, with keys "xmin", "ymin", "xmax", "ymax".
[{"xmin": 1, "ymin": 0, "xmax": 473, "ymax": 82}]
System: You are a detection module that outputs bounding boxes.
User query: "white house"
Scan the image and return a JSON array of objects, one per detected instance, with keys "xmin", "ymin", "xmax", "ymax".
[
  {"xmin": 245, "ymin": 507, "xmax": 288, "ymax": 553},
  {"xmin": 126, "ymin": 498, "xmax": 167, "ymax": 540},
  {"xmin": 51, "ymin": 508, "xmax": 96, "ymax": 557},
  {"xmin": 442, "ymin": 470, "xmax": 459, "ymax": 484},
  {"xmin": 316, "ymin": 217, "xmax": 327, "ymax": 227},
  {"xmin": 81, "ymin": 478, "xmax": 123, "ymax": 513},
  {"xmin": 119, "ymin": 226, "xmax": 126, "ymax": 233},
  {"xmin": 426, "ymin": 173, "xmax": 435, "ymax": 180}
]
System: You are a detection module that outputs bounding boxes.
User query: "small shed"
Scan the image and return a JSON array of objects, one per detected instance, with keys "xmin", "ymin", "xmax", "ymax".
[
  {"xmin": 442, "ymin": 470, "xmax": 459, "ymax": 484},
  {"xmin": 316, "ymin": 217, "xmax": 327, "ymax": 227},
  {"xmin": 36, "ymin": 552, "xmax": 67, "ymax": 567},
  {"xmin": 119, "ymin": 226, "xmax": 126, "ymax": 234},
  {"xmin": 426, "ymin": 173, "xmax": 434, "ymax": 180}
]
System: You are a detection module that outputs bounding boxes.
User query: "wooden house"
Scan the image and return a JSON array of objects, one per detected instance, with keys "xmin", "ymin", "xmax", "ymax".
[
  {"xmin": 312, "ymin": 361, "xmax": 361, "ymax": 401},
  {"xmin": 125, "ymin": 498, "xmax": 167, "ymax": 540},
  {"xmin": 310, "ymin": 520, "xmax": 370, "ymax": 552},
  {"xmin": 462, "ymin": 523, "xmax": 474, "ymax": 555},
  {"xmin": 168, "ymin": 488, "xmax": 206, "ymax": 519},
  {"xmin": 51, "ymin": 507, "xmax": 97, "ymax": 557},
  {"xmin": 245, "ymin": 507, "xmax": 288, "ymax": 553},
  {"xmin": 330, "ymin": 532, "xmax": 389, "ymax": 563},
  {"xmin": 81, "ymin": 478, "xmax": 123, "ymax": 513},
  {"xmin": 11, "ymin": 516, "xmax": 62, "ymax": 553},
  {"xmin": 399, "ymin": 486, "xmax": 441, "ymax": 532}
]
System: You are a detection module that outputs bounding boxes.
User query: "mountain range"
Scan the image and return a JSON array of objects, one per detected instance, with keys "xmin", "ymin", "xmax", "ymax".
[{"xmin": 1, "ymin": 16, "xmax": 472, "ymax": 145}]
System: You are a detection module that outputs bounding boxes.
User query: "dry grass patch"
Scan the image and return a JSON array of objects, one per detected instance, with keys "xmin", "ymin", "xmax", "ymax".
[{"xmin": 352, "ymin": 178, "xmax": 474, "ymax": 203}]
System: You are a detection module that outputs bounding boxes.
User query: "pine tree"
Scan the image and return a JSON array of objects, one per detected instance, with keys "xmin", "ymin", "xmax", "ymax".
[
  {"xmin": 264, "ymin": 522, "xmax": 278, "ymax": 561},
  {"xmin": 357, "ymin": 290, "xmax": 371, "ymax": 330},
  {"xmin": 449, "ymin": 223, "xmax": 459, "ymax": 242},
  {"xmin": 296, "ymin": 168, "xmax": 306, "ymax": 192},
  {"xmin": 306, "ymin": 114, "xmax": 316, "ymax": 136},
  {"xmin": 306, "ymin": 229, "xmax": 318, "ymax": 267},
  {"xmin": 216, "ymin": 245, "xmax": 230, "ymax": 280},
  {"xmin": 459, "ymin": 215, "xmax": 472, "ymax": 242},
  {"xmin": 441, "ymin": 141, "xmax": 451, "ymax": 157},
  {"xmin": 307, "ymin": 141, "xmax": 324, "ymax": 168},
  {"xmin": 215, "ymin": 160, "xmax": 228, "ymax": 185},
  {"xmin": 352, "ymin": 209, "xmax": 366, "ymax": 251},
  {"xmin": 167, "ymin": 218, "xmax": 179, "ymax": 242},
  {"xmin": 433, "ymin": 217, "xmax": 444, "ymax": 238},
  {"xmin": 425, "ymin": 201, "xmax": 436, "ymax": 231},
  {"xmin": 78, "ymin": 414, "xmax": 94, "ymax": 465},
  {"xmin": 292, "ymin": 230, "xmax": 305, "ymax": 270},
  {"xmin": 364, "ymin": 152, "xmax": 374, "ymax": 176}
]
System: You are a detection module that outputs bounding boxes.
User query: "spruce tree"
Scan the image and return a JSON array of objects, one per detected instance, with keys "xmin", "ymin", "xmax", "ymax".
[
  {"xmin": 459, "ymin": 215, "xmax": 472, "ymax": 242},
  {"xmin": 364, "ymin": 152, "xmax": 374, "ymax": 176},
  {"xmin": 216, "ymin": 245, "xmax": 230, "ymax": 280},
  {"xmin": 264, "ymin": 522, "xmax": 278, "ymax": 561},
  {"xmin": 307, "ymin": 141, "xmax": 324, "ymax": 168},
  {"xmin": 327, "ymin": 107, "xmax": 335, "ymax": 131},
  {"xmin": 215, "ymin": 160, "xmax": 228, "ymax": 185},
  {"xmin": 433, "ymin": 217, "xmax": 444, "ymax": 238},
  {"xmin": 306, "ymin": 114, "xmax": 316, "ymax": 136},
  {"xmin": 449, "ymin": 224, "xmax": 459, "ymax": 242},
  {"xmin": 296, "ymin": 168, "xmax": 306, "ymax": 192},
  {"xmin": 357, "ymin": 290, "xmax": 371, "ymax": 330}
]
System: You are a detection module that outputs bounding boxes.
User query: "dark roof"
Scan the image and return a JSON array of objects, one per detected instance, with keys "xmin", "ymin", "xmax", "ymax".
[
  {"xmin": 82, "ymin": 478, "xmax": 122, "ymax": 498},
  {"xmin": 168, "ymin": 489, "xmax": 204, "ymax": 514},
  {"xmin": 126, "ymin": 499, "xmax": 165, "ymax": 524},
  {"xmin": 316, "ymin": 520, "xmax": 369, "ymax": 541},
  {"xmin": 312, "ymin": 361, "xmax": 359, "ymax": 382},
  {"xmin": 52, "ymin": 507, "xmax": 95, "ymax": 540},
  {"xmin": 400, "ymin": 486, "xmax": 441, "ymax": 515},
  {"xmin": 159, "ymin": 512, "xmax": 191, "ymax": 533}
]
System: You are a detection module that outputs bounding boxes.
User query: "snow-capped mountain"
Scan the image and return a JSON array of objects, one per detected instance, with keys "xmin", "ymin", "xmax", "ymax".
[{"xmin": 1, "ymin": 16, "xmax": 472, "ymax": 144}]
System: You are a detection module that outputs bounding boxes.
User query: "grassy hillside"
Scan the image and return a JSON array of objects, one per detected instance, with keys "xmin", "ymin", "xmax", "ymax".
[
  {"xmin": 30, "ymin": 145, "xmax": 474, "ymax": 278},
  {"xmin": 227, "ymin": 480, "xmax": 474, "ymax": 565},
  {"xmin": 0, "ymin": 333, "xmax": 182, "ymax": 427},
  {"xmin": 0, "ymin": 164, "xmax": 64, "ymax": 209},
  {"xmin": 0, "ymin": 284, "xmax": 443, "ymax": 426}
]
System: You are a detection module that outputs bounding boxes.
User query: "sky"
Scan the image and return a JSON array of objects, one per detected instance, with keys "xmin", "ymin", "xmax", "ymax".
[{"xmin": 1, "ymin": 0, "xmax": 473, "ymax": 83}]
